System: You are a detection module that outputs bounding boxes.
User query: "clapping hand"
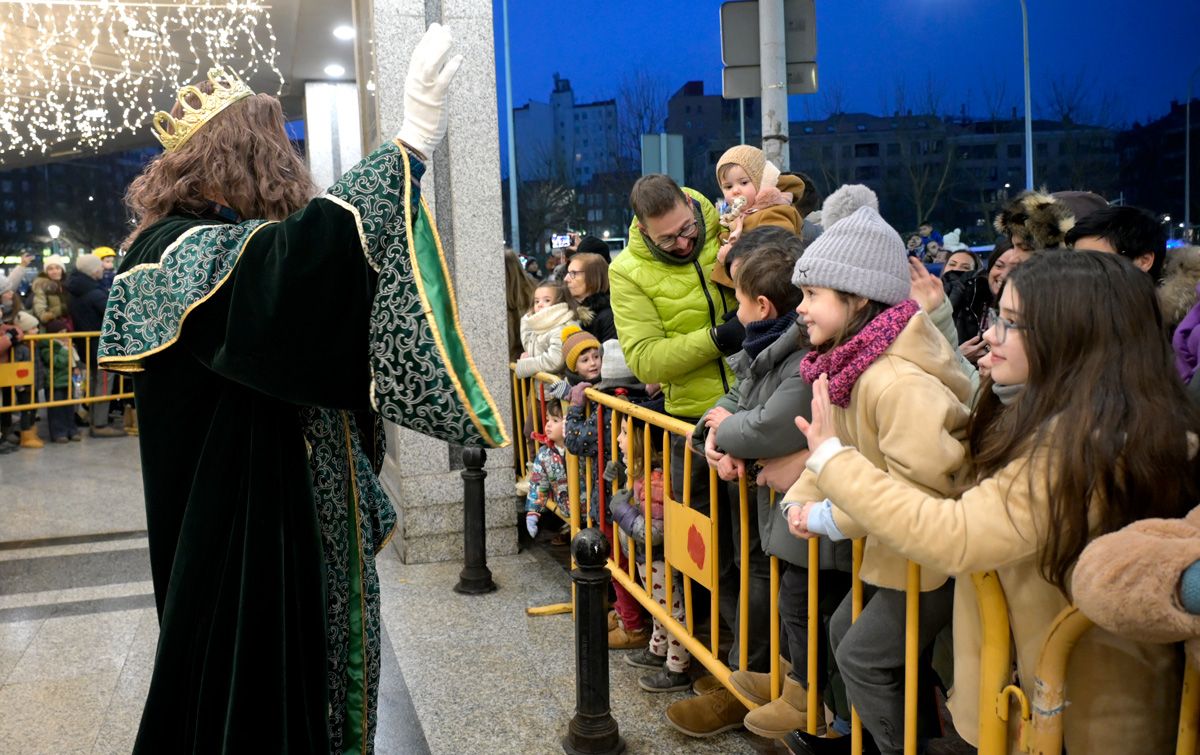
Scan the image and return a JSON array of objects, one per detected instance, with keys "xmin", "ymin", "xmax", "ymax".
[
  {"xmin": 908, "ymin": 256, "xmax": 945, "ymax": 313},
  {"xmin": 795, "ymin": 374, "xmax": 836, "ymax": 451}
]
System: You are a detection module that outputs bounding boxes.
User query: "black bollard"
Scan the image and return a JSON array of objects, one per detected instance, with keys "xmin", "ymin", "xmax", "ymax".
[
  {"xmin": 563, "ymin": 528, "xmax": 625, "ymax": 755},
  {"xmin": 454, "ymin": 446, "xmax": 497, "ymax": 595}
]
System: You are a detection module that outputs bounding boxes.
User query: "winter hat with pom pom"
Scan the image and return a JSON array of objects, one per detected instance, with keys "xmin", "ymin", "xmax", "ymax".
[
  {"xmin": 792, "ymin": 205, "xmax": 910, "ymax": 305},
  {"xmin": 820, "ymin": 184, "xmax": 879, "ymax": 229}
]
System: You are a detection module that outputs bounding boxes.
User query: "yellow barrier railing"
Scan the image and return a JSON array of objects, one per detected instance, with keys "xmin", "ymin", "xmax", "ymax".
[
  {"xmin": 509, "ymin": 365, "xmax": 1198, "ymax": 755},
  {"xmin": 0, "ymin": 331, "xmax": 133, "ymax": 414}
]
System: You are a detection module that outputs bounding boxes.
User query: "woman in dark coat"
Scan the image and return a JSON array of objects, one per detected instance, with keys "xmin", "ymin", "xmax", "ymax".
[{"xmin": 565, "ymin": 249, "xmax": 617, "ymax": 342}]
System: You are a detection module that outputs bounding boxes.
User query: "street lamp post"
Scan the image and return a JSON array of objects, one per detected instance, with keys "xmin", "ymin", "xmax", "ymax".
[
  {"xmin": 1019, "ymin": 0, "xmax": 1033, "ymax": 192},
  {"xmin": 47, "ymin": 224, "xmax": 61, "ymax": 259},
  {"xmin": 1185, "ymin": 66, "xmax": 1200, "ymax": 235}
]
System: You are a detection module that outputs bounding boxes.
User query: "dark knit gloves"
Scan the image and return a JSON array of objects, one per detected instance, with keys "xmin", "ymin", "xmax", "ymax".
[{"xmin": 711, "ymin": 315, "xmax": 747, "ymax": 356}]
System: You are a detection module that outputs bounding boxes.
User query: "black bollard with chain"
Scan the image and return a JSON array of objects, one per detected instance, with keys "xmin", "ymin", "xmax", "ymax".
[
  {"xmin": 454, "ymin": 446, "xmax": 497, "ymax": 595},
  {"xmin": 563, "ymin": 528, "xmax": 624, "ymax": 755}
]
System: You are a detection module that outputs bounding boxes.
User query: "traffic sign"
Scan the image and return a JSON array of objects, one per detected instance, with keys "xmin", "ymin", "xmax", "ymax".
[{"xmin": 720, "ymin": 0, "xmax": 817, "ymax": 99}]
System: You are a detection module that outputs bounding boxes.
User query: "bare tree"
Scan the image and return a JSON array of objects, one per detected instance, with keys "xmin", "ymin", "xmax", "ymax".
[
  {"xmin": 980, "ymin": 71, "xmax": 1011, "ymax": 125},
  {"xmin": 821, "ymin": 81, "xmax": 847, "ymax": 118},
  {"xmin": 615, "ymin": 71, "xmax": 668, "ymax": 172}
]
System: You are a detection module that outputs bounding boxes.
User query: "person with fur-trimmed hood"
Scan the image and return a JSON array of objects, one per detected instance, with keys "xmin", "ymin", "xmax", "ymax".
[{"xmin": 993, "ymin": 189, "xmax": 1108, "ymax": 252}]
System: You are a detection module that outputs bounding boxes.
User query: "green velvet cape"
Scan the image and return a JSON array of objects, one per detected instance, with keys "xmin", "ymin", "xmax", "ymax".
[{"xmin": 98, "ymin": 141, "xmax": 507, "ymax": 754}]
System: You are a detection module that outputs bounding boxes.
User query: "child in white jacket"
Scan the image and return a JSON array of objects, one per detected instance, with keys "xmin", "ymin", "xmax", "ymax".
[{"xmin": 515, "ymin": 280, "xmax": 581, "ymax": 379}]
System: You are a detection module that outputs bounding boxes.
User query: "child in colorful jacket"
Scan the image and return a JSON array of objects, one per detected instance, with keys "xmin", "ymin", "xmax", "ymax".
[{"xmin": 524, "ymin": 400, "xmax": 569, "ymax": 538}]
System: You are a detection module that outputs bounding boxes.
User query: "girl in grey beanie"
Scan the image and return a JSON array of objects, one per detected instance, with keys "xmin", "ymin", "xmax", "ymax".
[{"xmin": 781, "ymin": 203, "xmax": 972, "ymax": 754}]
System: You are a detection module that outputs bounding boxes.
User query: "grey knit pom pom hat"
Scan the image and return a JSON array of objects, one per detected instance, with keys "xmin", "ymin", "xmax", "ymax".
[{"xmin": 791, "ymin": 205, "xmax": 910, "ymax": 305}]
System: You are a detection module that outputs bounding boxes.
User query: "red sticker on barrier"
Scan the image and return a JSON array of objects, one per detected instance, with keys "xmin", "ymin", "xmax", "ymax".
[
  {"xmin": 687, "ymin": 524, "xmax": 705, "ymax": 569},
  {"xmin": 16, "ymin": 369, "xmax": 29, "ymax": 379}
]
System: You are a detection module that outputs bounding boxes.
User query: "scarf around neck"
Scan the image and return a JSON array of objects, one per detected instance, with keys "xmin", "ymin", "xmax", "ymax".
[
  {"xmin": 743, "ymin": 311, "xmax": 798, "ymax": 360},
  {"xmin": 799, "ymin": 299, "xmax": 920, "ymax": 407}
]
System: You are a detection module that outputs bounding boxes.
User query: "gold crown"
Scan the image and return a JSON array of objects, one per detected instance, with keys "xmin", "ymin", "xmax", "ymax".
[{"xmin": 152, "ymin": 67, "xmax": 255, "ymax": 152}]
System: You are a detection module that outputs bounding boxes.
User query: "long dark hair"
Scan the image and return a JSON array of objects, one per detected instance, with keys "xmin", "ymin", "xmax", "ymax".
[{"xmin": 968, "ymin": 250, "xmax": 1200, "ymax": 592}]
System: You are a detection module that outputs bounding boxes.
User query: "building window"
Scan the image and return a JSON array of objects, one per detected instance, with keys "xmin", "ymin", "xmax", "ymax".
[
  {"xmin": 1007, "ymin": 143, "xmax": 1022, "ymax": 159},
  {"xmin": 854, "ymin": 143, "xmax": 880, "ymax": 158},
  {"xmin": 887, "ymin": 142, "xmax": 900, "ymax": 156},
  {"xmin": 804, "ymin": 126, "xmax": 814, "ymax": 133},
  {"xmin": 0, "ymin": 180, "xmax": 10, "ymax": 193},
  {"xmin": 855, "ymin": 165, "xmax": 881, "ymax": 180},
  {"xmin": 856, "ymin": 124, "xmax": 866, "ymax": 132}
]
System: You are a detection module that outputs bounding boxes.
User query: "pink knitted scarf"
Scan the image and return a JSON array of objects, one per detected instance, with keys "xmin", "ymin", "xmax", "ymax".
[{"xmin": 800, "ymin": 299, "xmax": 920, "ymax": 407}]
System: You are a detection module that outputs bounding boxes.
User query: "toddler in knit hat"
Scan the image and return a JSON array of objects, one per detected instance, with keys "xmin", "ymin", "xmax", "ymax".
[
  {"xmin": 561, "ymin": 325, "xmax": 602, "ymax": 380},
  {"xmin": 711, "ymin": 144, "xmax": 806, "ymax": 287}
]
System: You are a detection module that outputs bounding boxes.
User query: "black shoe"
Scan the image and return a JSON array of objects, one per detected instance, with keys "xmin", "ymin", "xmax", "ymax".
[
  {"xmin": 784, "ymin": 730, "xmax": 880, "ymax": 755},
  {"xmin": 624, "ymin": 648, "xmax": 666, "ymax": 670},
  {"xmin": 0, "ymin": 442, "xmax": 18, "ymax": 455}
]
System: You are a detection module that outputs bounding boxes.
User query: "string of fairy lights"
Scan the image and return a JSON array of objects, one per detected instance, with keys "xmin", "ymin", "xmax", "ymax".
[{"xmin": 0, "ymin": 0, "xmax": 284, "ymax": 161}]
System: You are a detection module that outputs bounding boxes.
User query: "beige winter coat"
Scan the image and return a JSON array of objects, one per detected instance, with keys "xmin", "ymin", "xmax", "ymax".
[
  {"xmin": 31, "ymin": 274, "xmax": 67, "ymax": 325},
  {"xmin": 810, "ymin": 441, "xmax": 1183, "ymax": 754},
  {"xmin": 514, "ymin": 302, "xmax": 577, "ymax": 379},
  {"xmin": 783, "ymin": 311, "xmax": 972, "ymax": 592}
]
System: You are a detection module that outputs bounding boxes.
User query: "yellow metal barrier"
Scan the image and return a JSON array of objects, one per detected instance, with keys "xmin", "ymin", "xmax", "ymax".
[
  {"xmin": 0, "ymin": 332, "xmax": 134, "ymax": 414},
  {"xmin": 507, "ymin": 365, "xmax": 1197, "ymax": 755}
]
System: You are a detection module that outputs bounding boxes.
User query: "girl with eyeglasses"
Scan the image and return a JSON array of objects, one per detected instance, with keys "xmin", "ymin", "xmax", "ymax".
[{"xmin": 789, "ymin": 250, "xmax": 1199, "ymax": 754}]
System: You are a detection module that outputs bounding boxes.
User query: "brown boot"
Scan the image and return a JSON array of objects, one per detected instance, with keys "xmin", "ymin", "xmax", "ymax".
[
  {"xmin": 123, "ymin": 406, "xmax": 138, "ymax": 436},
  {"xmin": 608, "ymin": 623, "xmax": 649, "ymax": 650},
  {"xmin": 19, "ymin": 429, "xmax": 44, "ymax": 449},
  {"xmin": 728, "ymin": 657, "xmax": 793, "ymax": 706},
  {"xmin": 665, "ymin": 687, "xmax": 748, "ymax": 737},
  {"xmin": 743, "ymin": 675, "xmax": 825, "ymax": 739},
  {"xmin": 691, "ymin": 675, "xmax": 724, "ymax": 696}
]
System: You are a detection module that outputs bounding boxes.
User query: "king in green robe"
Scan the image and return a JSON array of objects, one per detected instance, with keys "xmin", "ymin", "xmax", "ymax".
[{"xmin": 99, "ymin": 134, "xmax": 506, "ymax": 751}]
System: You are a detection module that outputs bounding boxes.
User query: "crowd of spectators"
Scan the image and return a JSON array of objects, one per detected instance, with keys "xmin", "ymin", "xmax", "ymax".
[
  {"xmin": 0, "ymin": 247, "xmax": 133, "ymax": 451},
  {"xmin": 505, "ymin": 141, "xmax": 1200, "ymax": 755}
]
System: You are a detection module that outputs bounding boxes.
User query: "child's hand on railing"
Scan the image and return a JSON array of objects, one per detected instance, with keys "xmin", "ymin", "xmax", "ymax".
[
  {"xmin": 702, "ymin": 428, "xmax": 725, "ymax": 469},
  {"xmin": 716, "ymin": 453, "xmax": 746, "ymax": 482},
  {"xmin": 569, "ymin": 382, "xmax": 591, "ymax": 407},
  {"xmin": 786, "ymin": 501, "xmax": 818, "ymax": 539},
  {"xmin": 704, "ymin": 406, "xmax": 732, "ymax": 432}
]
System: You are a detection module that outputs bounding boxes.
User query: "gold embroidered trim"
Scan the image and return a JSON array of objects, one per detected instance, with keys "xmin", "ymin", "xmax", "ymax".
[{"xmin": 98, "ymin": 222, "xmax": 277, "ymax": 369}]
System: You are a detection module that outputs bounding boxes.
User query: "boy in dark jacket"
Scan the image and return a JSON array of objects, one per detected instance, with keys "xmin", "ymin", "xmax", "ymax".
[{"xmin": 691, "ymin": 242, "xmax": 851, "ymax": 740}]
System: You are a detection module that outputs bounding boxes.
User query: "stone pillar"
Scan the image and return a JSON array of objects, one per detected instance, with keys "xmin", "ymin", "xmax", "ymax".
[{"xmin": 354, "ymin": 0, "xmax": 516, "ymax": 563}]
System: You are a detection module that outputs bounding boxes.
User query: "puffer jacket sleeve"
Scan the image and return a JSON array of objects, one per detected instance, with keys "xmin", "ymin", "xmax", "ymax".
[
  {"xmin": 609, "ymin": 264, "xmax": 723, "ymax": 385},
  {"xmin": 690, "ymin": 386, "xmax": 741, "ymax": 456},
  {"xmin": 715, "ymin": 361, "xmax": 810, "ymax": 460},
  {"xmin": 515, "ymin": 324, "xmax": 568, "ymax": 378}
]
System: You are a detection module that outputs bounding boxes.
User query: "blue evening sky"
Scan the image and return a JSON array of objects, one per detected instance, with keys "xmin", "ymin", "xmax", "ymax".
[{"xmin": 491, "ymin": 0, "xmax": 1199, "ymax": 168}]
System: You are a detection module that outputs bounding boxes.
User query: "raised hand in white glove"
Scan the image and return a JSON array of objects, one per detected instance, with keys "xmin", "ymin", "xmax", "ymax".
[{"xmin": 395, "ymin": 22, "xmax": 464, "ymax": 158}]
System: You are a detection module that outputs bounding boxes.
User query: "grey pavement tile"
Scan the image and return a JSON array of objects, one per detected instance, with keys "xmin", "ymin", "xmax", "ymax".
[
  {"xmin": 0, "ymin": 672, "xmax": 120, "ymax": 754},
  {"xmin": 6, "ymin": 609, "xmax": 142, "ymax": 684}
]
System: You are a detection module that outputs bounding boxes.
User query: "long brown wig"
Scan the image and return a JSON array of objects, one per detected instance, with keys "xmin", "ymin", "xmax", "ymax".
[
  {"xmin": 968, "ymin": 250, "xmax": 1200, "ymax": 592},
  {"xmin": 124, "ymin": 86, "xmax": 316, "ymax": 246}
]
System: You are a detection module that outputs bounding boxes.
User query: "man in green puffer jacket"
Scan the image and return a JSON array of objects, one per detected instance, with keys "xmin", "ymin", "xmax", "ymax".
[
  {"xmin": 609, "ymin": 175, "xmax": 763, "ymax": 738},
  {"xmin": 609, "ymin": 174, "xmax": 740, "ymax": 417}
]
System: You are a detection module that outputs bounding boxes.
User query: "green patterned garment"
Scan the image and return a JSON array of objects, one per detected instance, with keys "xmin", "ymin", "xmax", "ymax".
[{"xmin": 99, "ymin": 141, "xmax": 507, "ymax": 754}]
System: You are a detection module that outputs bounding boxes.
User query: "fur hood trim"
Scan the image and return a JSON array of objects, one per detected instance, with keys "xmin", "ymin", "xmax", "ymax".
[
  {"xmin": 993, "ymin": 190, "xmax": 1075, "ymax": 249},
  {"xmin": 1158, "ymin": 245, "xmax": 1200, "ymax": 328}
]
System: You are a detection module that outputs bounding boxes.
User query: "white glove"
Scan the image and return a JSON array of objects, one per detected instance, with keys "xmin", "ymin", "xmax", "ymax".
[{"xmin": 395, "ymin": 23, "xmax": 464, "ymax": 158}]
